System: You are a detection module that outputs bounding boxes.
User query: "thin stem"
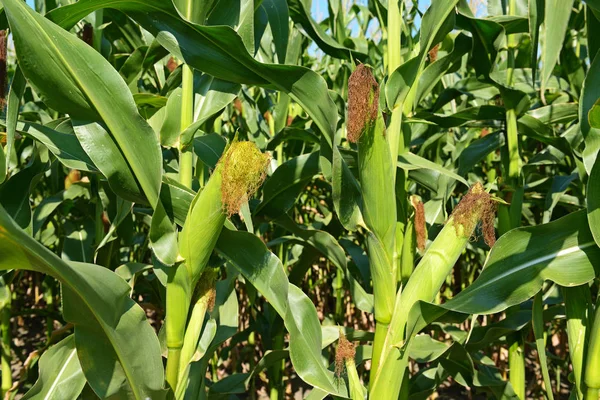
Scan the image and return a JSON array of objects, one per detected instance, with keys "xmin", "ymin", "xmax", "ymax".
[
  {"xmin": 1, "ymin": 302, "xmax": 11, "ymax": 397},
  {"xmin": 585, "ymin": 299, "xmax": 600, "ymax": 398}
]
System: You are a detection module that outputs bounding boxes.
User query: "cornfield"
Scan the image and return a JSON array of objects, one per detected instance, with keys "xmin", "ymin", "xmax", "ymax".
[{"xmin": 0, "ymin": 0, "xmax": 599, "ymax": 398}]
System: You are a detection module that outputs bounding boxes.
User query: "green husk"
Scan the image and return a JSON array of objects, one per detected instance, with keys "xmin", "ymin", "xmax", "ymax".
[
  {"xmin": 349, "ymin": 64, "xmax": 397, "ymax": 374},
  {"xmin": 166, "ymin": 141, "xmax": 268, "ymax": 390},
  {"xmin": 371, "ymin": 183, "xmax": 495, "ymax": 399}
]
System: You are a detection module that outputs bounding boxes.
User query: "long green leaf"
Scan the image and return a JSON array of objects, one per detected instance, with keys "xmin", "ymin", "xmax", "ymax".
[
  {"xmin": 47, "ymin": 0, "xmax": 338, "ymax": 147},
  {"xmin": 23, "ymin": 335, "xmax": 86, "ymax": 400},
  {"xmin": 0, "ymin": 206, "xmax": 166, "ymax": 399},
  {"xmin": 540, "ymin": 0, "xmax": 575, "ymax": 96},
  {"xmin": 4, "ymin": 0, "xmax": 162, "ymax": 206},
  {"xmin": 444, "ymin": 211, "xmax": 599, "ymax": 314}
]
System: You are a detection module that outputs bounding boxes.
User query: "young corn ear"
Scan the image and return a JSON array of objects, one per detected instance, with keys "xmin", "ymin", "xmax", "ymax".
[
  {"xmin": 336, "ymin": 332, "xmax": 364, "ymax": 400},
  {"xmin": 166, "ymin": 141, "xmax": 268, "ymax": 389},
  {"xmin": 178, "ymin": 269, "xmax": 218, "ymax": 376},
  {"xmin": 371, "ymin": 183, "xmax": 496, "ymax": 399},
  {"xmin": 348, "ymin": 64, "xmax": 397, "ymax": 374}
]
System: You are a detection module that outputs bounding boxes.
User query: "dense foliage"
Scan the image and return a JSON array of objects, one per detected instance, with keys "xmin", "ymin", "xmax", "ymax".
[{"xmin": 0, "ymin": 0, "xmax": 599, "ymax": 398}]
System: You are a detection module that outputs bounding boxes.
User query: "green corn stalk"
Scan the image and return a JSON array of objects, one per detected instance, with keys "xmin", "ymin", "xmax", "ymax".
[
  {"xmin": 347, "ymin": 65, "xmax": 397, "ymax": 375},
  {"xmin": 585, "ymin": 294, "xmax": 600, "ymax": 399},
  {"xmin": 165, "ymin": 141, "xmax": 268, "ymax": 389},
  {"xmin": 0, "ymin": 283, "xmax": 10, "ymax": 398},
  {"xmin": 564, "ymin": 285, "xmax": 591, "ymax": 399},
  {"xmin": 370, "ymin": 183, "xmax": 496, "ymax": 399}
]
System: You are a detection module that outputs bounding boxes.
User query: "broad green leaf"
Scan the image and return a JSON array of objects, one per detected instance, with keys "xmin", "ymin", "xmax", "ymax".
[
  {"xmin": 159, "ymin": 87, "xmax": 183, "ymax": 148},
  {"xmin": 215, "ymin": 228, "xmax": 347, "ymax": 397},
  {"xmin": 216, "ymin": 228, "xmax": 289, "ymax": 318},
  {"xmin": 409, "ymin": 335, "xmax": 449, "ymax": 363},
  {"xmin": 444, "ymin": 211, "xmax": 600, "ymax": 314},
  {"xmin": 95, "ymin": 196, "xmax": 133, "ymax": 253},
  {"xmin": 193, "ymin": 133, "xmax": 226, "ymax": 169},
  {"xmin": 517, "ymin": 115, "xmax": 573, "ymax": 155},
  {"xmin": 529, "ymin": 0, "xmax": 544, "ymax": 82},
  {"xmin": 179, "ymin": 75, "xmax": 240, "ymax": 146},
  {"xmin": 581, "ymin": 54, "xmax": 600, "ymax": 173},
  {"xmin": 259, "ymin": 0, "xmax": 289, "ymax": 63},
  {"xmin": 414, "ymin": 33, "xmax": 472, "ymax": 106},
  {"xmin": 587, "ymin": 157, "xmax": 600, "ymax": 247},
  {"xmin": 468, "ymin": 310, "xmax": 532, "ymax": 349},
  {"xmin": 411, "ymin": 106, "xmax": 505, "ymax": 128},
  {"xmin": 540, "ymin": 0, "xmax": 575, "ymax": 95},
  {"xmin": 528, "ymin": 103, "xmax": 579, "ymax": 125},
  {"xmin": 398, "ymin": 152, "xmax": 469, "ymax": 187},
  {"xmin": 61, "ymin": 218, "xmax": 95, "ymax": 263},
  {"xmin": 73, "ymin": 121, "xmax": 144, "ymax": 204},
  {"xmin": 23, "ymin": 335, "xmax": 86, "ymax": 400},
  {"xmin": 458, "ymin": 131, "xmax": 503, "ymax": 176},
  {"xmin": 47, "ymin": 0, "xmax": 339, "ymax": 148},
  {"xmin": 287, "ymin": 0, "xmax": 366, "ymax": 61},
  {"xmin": 456, "ymin": 12, "xmax": 505, "ymax": 80},
  {"xmin": 563, "ymin": 285, "xmax": 591, "ymax": 399},
  {"xmin": 0, "ymin": 206, "xmax": 166, "ymax": 399},
  {"xmin": 33, "ymin": 184, "xmax": 89, "ymax": 236},
  {"xmin": 285, "ymin": 284, "xmax": 348, "ymax": 397},
  {"xmin": 172, "ymin": 0, "xmax": 206, "ymax": 23},
  {"xmin": 587, "ymin": 5, "xmax": 600, "ymax": 63},
  {"xmin": 0, "ymin": 156, "xmax": 48, "ymax": 230},
  {"xmin": 0, "ymin": 120, "xmax": 97, "ymax": 172},
  {"xmin": 4, "ymin": 0, "xmax": 162, "ymax": 206}
]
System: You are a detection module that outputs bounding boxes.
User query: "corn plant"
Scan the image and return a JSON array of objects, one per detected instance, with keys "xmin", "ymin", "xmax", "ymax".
[{"xmin": 0, "ymin": 0, "xmax": 599, "ymax": 399}]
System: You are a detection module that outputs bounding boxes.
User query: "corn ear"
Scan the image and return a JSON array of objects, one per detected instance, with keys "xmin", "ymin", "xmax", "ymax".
[
  {"xmin": 166, "ymin": 141, "xmax": 267, "ymax": 389},
  {"xmin": 371, "ymin": 183, "xmax": 495, "ymax": 399},
  {"xmin": 349, "ymin": 65, "xmax": 397, "ymax": 374},
  {"xmin": 178, "ymin": 269, "xmax": 217, "ymax": 376},
  {"xmin": 336, "ymin": 333, "xmax": 364, "ymax": 400}
]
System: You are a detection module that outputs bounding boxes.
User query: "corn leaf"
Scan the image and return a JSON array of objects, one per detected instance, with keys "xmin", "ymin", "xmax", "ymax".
[
  {"xmin": 22, "ymin": 335, "xmax": 86, "ymax": 400},
  {"xmin": 0, "ymin": 206, "xmax": 166, "ymax": 399},
  {"xmin": 445, "ymin": 210, "xmax": 600, "ymax": 314}
]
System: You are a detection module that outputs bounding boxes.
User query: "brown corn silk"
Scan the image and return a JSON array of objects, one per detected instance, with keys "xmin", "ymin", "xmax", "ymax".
[
  {"xmin": 220, "ymin": 141, "xmax": 270, "ymax": 216},
  {"xmin": 347, "ymin": 64, "xmax": 379, "ymax": 143},
  {"xmin": 411, "ymin": 196, "xmax": 427, "ymax": 251},
  {"xmin": 451, "ymin": 182, "xmax": 497, "ymax": 247},
  {"xmin": 428, "ymin": 44, "xmax": 440, "ymax": 63},
  {"xmin": 335, "ymin": 332, "xmax": 356, "ymax": 378}
]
